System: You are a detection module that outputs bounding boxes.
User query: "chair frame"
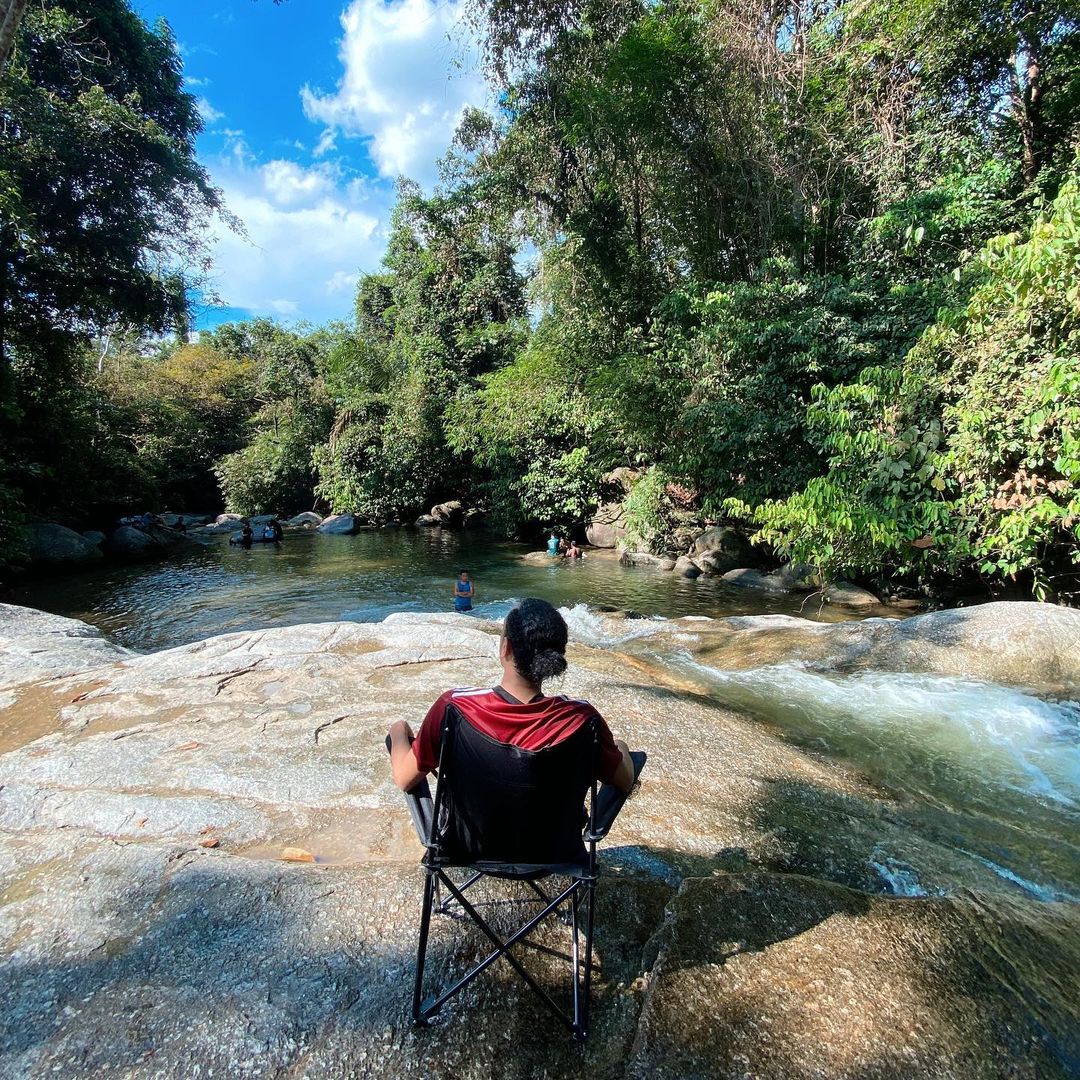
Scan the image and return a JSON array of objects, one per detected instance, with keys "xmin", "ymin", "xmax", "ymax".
[{"xmin": 397, "ymin": 711, "xmax": 637, "ymax": 1041}]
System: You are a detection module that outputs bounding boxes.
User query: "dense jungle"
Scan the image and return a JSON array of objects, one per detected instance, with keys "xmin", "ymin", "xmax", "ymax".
[{"xmin": 2, "ymin": 0, "xmax": 1079, "ymax": 601}]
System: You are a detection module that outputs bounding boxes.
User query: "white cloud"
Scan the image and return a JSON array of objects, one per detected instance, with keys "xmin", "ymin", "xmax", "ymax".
[
  {"xmin": 262, "ymin": 159, "xmax": 337, "ymax": 207},
  {"xmin": 204, "ymin": 157, "xmax": 392, "ymax": 324},
  {"xmin": 300, "ymin": 0, "xmax": 486, "ymax": 186},
  {"xmin": 326, "ymin": 269, "xmax": 360, "ymax": 294},
  {"xmin": 313, "ymin": 127, "xmax": 338, "ymax": 158},
  {"xmin": 197, "ymin": 97, "xmax": 224, "ymax": 124}
]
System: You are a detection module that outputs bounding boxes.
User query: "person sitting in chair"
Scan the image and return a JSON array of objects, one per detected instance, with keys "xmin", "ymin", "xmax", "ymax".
[{"xmin": 387, "ymin": 598, "xmax": 635, "ymax": 795}]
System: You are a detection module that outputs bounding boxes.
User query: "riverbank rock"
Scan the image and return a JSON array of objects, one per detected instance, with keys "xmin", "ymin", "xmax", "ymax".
[
  {"xmin": 1, "ymin": 605, "xmax": 1077, "ymax": 1077},
  {"xmin": 721, "ymin": 566, "xmax": 881, "ymax": 607},
  {"xmin": 823, "ymin": 580, "xmax": 882, "ymax": 607},
  {"xmin": 81, "ymin": 530, "xmax": 106, "ymax": 547},
  {"xmin": 620, "ymin": 551, "xmax": 677, "ymax": 570},
  {"xmin": 26, "ymin": 524, "xmax": 103, "ymax": 569},
  {"xmin": 689, "ymin": 526, "xmax": 755, "ymax": 573},
  {"xmin": 722, "ymin": 567, "xmax": 786, "ymax": 591},
  {"xmin": 586, "ymin": 468, "xmax": 639, "ymax": 548},
  {"xmin": 316, "ymin": 514, "xmax": 358, "ymax": 535},
  {"xmin": 215, "ymin": 513, "xmax": 243, "ymax": 525},
  {"xmin": 430, "ymin": 500, "xmax": 464, "ymax": 527},
  {"xmin": 104, "ymin": 525, "xmax": 155, "ymax": 559},
  {"xmin": 694, "ymin": 600, "xmax": 1080, "ymax": 691},
  {"xmin": 104, "ymin": 525, "xmax": 202, "ymax": 562},
  {"xmin": 723, "ymin": 563, "xmax": 819, "ymax": 593},
  {"xmin": 521, "ymin": 550, "xmax": 558, "ymax": 564},
  {"xmin": 285, "ymin": 512, "xmax": 323, "ymax": 528},
  {"xmin": 193, "ymin": 519, "xmax": 245, "ymax": 534},
  {"xmin": 161, "ymin": 513, "xmax": 212, "ymax": 527},
  {"xmin": 415, "ymin": 513, "xmax": 439, "ymax": 527},
  {"xmin": 673, "ymin": 555, "xmax": 701, "ymax": 579},
  {"xmin": 0, "ymin": 604, "xmax": 130, "ymax": 692}
]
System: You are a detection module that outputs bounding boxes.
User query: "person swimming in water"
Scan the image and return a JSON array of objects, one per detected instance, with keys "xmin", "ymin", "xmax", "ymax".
[{"xmin": 453, "ymin": 569, "xmax": 474, "ymax": 612}]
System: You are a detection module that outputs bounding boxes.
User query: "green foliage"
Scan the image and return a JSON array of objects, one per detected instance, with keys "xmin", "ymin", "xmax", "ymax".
[
  {"xmin": 208, "ymin": 320, "xmax": 333, "ymax": 515},
  {"xmin": 606, "ymin": 267, "xmax": 942, "ymax": 509},
  {"xmin": 446, "ymin": 315, "xmax": 607, "ymax": 533},
  {"xmin": 749, "ymin": 161, "xmax": 1080, "ymax": 595},
  {"xmin": 621, "ymin": 466, "xmax": 669, "ymax": 552},
  {"xmin": 0, "ymin": 1, "xmax": 219, "ymax": 341},
  {"xmin": 313, "ymin": 176, "xmax": 527, "ymax": 523},
  {"xmin": 0, "ymin": 0, "xmax": 221, "ymax": 564},
  {"xmin": 214, "ymin": 408, "xmax": 323, "ymax": 517},
  {"xmin": 6, "ymin": 0, "xmax": 1080, "ymax": 606}
]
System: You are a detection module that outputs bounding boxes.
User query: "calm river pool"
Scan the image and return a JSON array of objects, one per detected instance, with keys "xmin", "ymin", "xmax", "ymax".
[{"xmin": 15, "ymin": 528, "xmax": 857, "ymax": 652}]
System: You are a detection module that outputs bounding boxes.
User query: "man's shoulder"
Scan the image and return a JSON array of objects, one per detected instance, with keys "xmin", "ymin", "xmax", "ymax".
[
  {"xmin": 449, "ymin": 686, "xmax": 491, "ymax": 699},
  {"xmin": 547, "ymin": 694, "xmax": 601, "ymax": 717}
]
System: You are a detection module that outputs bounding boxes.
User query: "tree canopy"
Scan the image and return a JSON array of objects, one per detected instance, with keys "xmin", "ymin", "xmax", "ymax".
[{"xmin": 3, "ymin": 0, "xmax": 1079, "ymax": 601}]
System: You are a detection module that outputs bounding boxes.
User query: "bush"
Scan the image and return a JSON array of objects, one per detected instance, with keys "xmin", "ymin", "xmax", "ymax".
[{"xmin": 747, "ymin": 160, "xmax": 1080, "ymax": 597}]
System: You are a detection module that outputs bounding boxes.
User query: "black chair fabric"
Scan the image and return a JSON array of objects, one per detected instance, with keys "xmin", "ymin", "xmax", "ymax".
[{"xmin": 432, "ymin": 705, "xmax": 595, "ymax": 867}]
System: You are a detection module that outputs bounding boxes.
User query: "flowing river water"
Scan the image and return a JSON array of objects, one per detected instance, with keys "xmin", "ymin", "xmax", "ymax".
[{"xmin": 14, "ymin": 528, "xmax": 1080, "ymax": 905}]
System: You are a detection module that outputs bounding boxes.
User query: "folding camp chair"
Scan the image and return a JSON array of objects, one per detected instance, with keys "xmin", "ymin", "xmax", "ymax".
[{"xmin": 388, "ymin": 709, "xmax": 645, "ymax": 1041}]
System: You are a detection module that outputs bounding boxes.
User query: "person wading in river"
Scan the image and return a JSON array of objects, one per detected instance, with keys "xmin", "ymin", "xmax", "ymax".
[{"xmin": 453, "ymin": 569, "xmax": 475, "ymax": 612}]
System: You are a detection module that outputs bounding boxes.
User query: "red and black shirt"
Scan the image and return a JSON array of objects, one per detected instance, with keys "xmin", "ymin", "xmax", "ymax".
[{"xmin": 412, "ymin": 686, "xmax": 623, "ymax": 785}]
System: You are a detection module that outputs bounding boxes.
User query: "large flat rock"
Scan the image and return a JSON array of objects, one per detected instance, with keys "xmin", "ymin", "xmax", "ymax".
[
  {"xmin": 1, "ymin": 605, "xmax": 1078, "ymax": 1077},
  {"xmin": 628, "ymin": 873, "xmax": 1080, "ymax": 1079},
  {"xmin": 0, "ymin": 604, "xmax": 131, "ymax": 697}
]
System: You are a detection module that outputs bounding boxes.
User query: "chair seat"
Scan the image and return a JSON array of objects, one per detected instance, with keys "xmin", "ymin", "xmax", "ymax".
[{"xmin": 423, "ymin": 852, "xmax": 593, "ymax": 879}]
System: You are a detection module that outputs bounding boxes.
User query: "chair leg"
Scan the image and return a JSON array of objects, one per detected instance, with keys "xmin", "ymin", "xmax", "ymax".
[
  {"xmin": 427, "ymin": 872, "xmax": 582, "ymax": 1031},
  {"xmin": 578, "ymin": 879, "xmax": 596, "ymax": 1040},
  {"xmin": 438, "ymin": 869, "xmax": 483, "ymax": 914},
  {"xmin": 570, "ymin": 883, "xmax": 581, "ymax": 1032},
  {"xmin": 412, "ymin": 870, "xmax": 436, "ymax": 1023}
]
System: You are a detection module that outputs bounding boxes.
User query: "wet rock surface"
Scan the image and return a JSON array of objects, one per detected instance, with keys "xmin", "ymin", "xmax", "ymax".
[
  {"xmin": 317, "ymin": 514, "xmax": 359, "ymax": 534},
  {"xmin": 286, "ymin": 511, "xmax": 324, "ymax": 527},
  {"xmin": 0, "ymin": 604, "xmax": 130, "ymax": 694},
  {"xmin": 0, "ymin": 604, "xmax": 1078, "ymax": 1077},
  {"xmin": 693, "ymin": 600, "xmax": 1080, "ymax": 690},
  {"xmin": 27, "ymin": 523, "xmax": 104, "ymax": 568}
]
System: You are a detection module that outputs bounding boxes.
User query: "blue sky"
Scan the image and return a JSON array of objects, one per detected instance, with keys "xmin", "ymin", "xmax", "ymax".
[{"xmin": 133, "ymin": 0, "xmax": 488, "ymax": 329}]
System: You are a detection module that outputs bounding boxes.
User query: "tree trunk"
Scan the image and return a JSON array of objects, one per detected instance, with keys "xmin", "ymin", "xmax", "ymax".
[
  {"xmin": 0, "ymin": 0, "xmax": 28, "ymax": 75},
  {"xmin": 1011, "ymin": 1, "xmax": 1045, "ymax": 185}
]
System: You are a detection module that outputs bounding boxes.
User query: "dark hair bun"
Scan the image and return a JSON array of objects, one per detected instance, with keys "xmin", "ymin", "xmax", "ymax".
[
  {"xmin": 504, "ymin": 598, "xmax": 568, "ymax": 686},
  {"xmin": 530, "ymin": 647, "xmax": 567, "ymax": 683}
]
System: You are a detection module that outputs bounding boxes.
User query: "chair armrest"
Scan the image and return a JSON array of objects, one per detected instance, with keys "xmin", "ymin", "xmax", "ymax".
[
  {"xmin": 385, "ymin": 733, "xmax": 435, "ymax": 845},
  {"xmin": 589, "ymin": 750, "xmax": 646, "ymax": 840}
]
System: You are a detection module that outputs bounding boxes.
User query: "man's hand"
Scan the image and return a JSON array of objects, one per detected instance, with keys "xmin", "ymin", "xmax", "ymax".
[
  {"xmin": 612, "ymin": 739, "xmax": 635, "ymax": 795},
  {"xmin": 388, "ymin": 719, "xmax": 424, "ymax": 791}
]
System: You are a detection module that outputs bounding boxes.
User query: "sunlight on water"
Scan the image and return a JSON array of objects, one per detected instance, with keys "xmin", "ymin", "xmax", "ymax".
[
  {"xmin": 672, "ymin": 654, "xmax": 1080, "ymax": 898},
  {"xmin": 678, "ymin": 659, "xmax": 1080, "ymax": 809},
  {"xmin": 558, "ymin": 603, "xmax": 673, "ymax": 647},
  {"xmin": 15, "ymin": 530, "xmax": 841, "ymax": 651}
]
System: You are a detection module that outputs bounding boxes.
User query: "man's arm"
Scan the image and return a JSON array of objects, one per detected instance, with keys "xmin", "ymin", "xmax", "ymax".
[{"xmin": 388, "ymin": 719, "xmax": 425, "ymax": 791}]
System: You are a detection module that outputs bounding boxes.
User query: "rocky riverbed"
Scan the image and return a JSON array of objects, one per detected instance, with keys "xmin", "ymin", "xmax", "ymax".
[{"xmin": 1, "ymin": 602, "xmax": 1078, "ymax": 1078}]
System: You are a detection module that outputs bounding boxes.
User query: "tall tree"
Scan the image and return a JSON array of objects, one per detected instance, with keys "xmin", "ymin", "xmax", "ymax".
[{"xmin": 0, "ymin": 0, "xmax": 222, "ymax": 534}]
